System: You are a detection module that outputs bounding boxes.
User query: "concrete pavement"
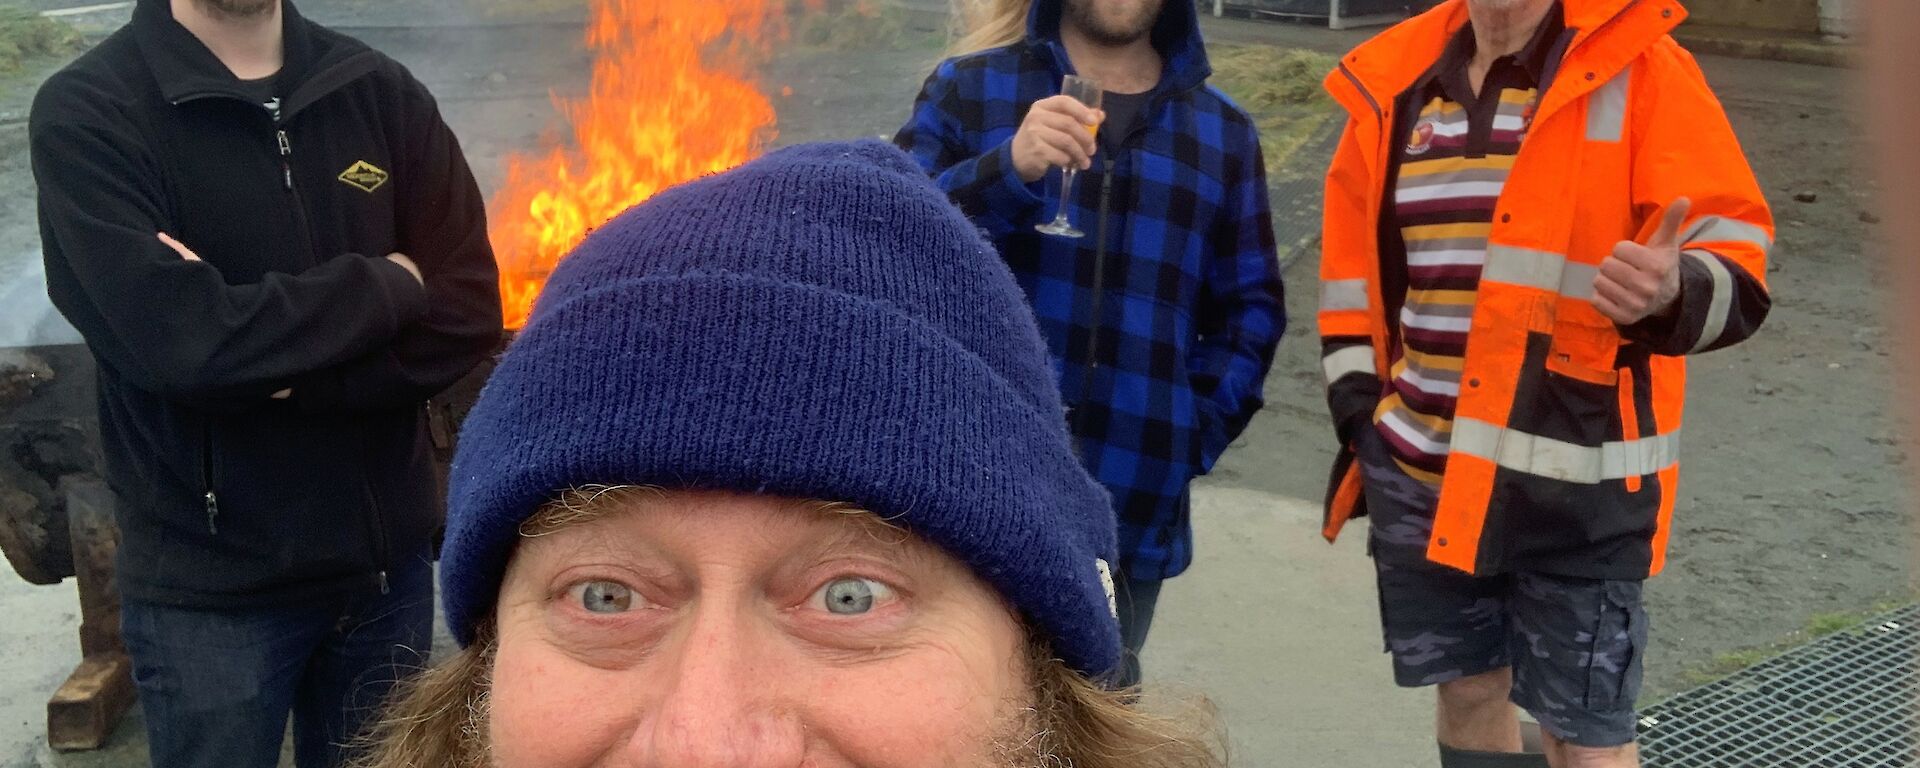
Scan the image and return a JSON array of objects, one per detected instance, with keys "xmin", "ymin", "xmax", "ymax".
[{"xmin": 1150, "ymin": 484, "xmax": 1436, "ymax": 766}]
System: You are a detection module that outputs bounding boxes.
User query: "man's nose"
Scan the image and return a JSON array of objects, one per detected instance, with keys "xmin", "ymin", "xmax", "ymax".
[{"xmin": 634, "ymin": 607, "xmax": 806, "ymax": 768}]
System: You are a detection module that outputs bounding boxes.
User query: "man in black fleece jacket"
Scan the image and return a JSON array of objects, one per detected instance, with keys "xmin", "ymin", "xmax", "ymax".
[{"xmin": 28, "ymin": 0, "xmax": 500, "ymax": 764}]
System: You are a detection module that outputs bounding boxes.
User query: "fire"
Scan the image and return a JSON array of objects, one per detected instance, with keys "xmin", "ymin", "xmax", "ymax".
[{"xmin": 490, "ymin": 0, "xmax": 788, "ymax": 328}]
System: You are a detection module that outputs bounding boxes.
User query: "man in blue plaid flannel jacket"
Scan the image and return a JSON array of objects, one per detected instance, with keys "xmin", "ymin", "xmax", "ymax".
[{"xmin": 895, "ymin": 0, "xmax": 1285, "ymax": 686}]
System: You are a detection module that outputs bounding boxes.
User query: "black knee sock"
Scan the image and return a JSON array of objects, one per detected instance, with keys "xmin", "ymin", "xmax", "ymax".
[{"xmin": 1438, "ymin": 742, "xmax": 1553, "ymax": 768}]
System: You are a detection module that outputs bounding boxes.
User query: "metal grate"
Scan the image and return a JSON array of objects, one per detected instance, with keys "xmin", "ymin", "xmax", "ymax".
[
  {"xmin": 1638, "ymin": 604, "xmax": 1919, "ymax": 767},
  {"xmin": 1265, "ymin": 117, "xmax": 1344, "ymax": 271}
]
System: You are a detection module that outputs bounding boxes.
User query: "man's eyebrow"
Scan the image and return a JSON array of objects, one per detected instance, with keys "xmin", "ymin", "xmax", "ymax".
[{"xmin": 790, "ymin": 506, "xmax": 938, "ymax": 569}]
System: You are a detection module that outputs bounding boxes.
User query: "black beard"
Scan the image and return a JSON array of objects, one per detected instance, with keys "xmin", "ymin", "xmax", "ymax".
[
  {"xmin": 1064, "ymin": 0, "xmax": 1163, "ymax": 47},
  {"xmin": 193, "ymin": 0, "xmax": 277, "ymax": 20}
]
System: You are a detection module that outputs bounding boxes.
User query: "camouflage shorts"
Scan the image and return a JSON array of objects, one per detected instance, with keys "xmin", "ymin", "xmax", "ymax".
[{"xmin": 1357, "ymin": 428, "xmax": 1649, "ymax": 748}]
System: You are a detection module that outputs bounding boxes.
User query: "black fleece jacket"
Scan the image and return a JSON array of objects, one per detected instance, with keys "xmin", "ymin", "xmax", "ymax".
[{"xmin": 30, "ymin": 0, "xmax": 501, "ymax": 606}]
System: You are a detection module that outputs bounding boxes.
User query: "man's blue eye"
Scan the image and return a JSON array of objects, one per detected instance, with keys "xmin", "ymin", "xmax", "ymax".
[
  {"xmin": 569, "ymin": 581, "xmax": 634, "ymax": 614},
  {"xmin": 815, "ymin": 577, "xmax": 893, "ymax": 615}
]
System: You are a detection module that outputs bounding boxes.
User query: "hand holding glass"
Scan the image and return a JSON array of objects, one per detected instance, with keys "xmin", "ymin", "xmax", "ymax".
[{"xmin": 1036, "ymin": 75, "xmax": 1104, "ymax": 238}]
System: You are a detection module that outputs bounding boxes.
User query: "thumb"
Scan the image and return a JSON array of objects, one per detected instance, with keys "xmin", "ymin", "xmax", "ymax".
[{"xmin": 1647, "ymin": 197, "xmax": 1692, "ymax": 248}]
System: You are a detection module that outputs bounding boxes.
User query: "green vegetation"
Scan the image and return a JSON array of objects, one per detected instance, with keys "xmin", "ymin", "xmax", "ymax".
[
  {"xmin": 437, "ymin": 0, "xmax": 586, "ymax": 19},
  {"xmin": 1675, "ymin": 597, "xmax": 1913, "ymax": 689},
  {"xmin": 1207, "ymin": 45, "xmax": 1341, "ymax": 167},
  {"xmin": 793, "ymin": 1, "xmax": 941, "ymax": 52},
  {"xmin": 1678, "ymin": 647, "xmax": 1776, "ymax": 688},
  {"xmin": 0, "ymin": 7, "xmax": 84, "ymax": 76}
]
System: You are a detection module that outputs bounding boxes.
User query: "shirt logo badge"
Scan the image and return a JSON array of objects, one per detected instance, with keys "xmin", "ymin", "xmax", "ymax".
[
  {"xmin": 1406, "ymin": 116, "xmax": 1438, "ymax": 157},
  {"xmin": 337, "ymin": 160, "xmax": 390, "ymax": 193}
]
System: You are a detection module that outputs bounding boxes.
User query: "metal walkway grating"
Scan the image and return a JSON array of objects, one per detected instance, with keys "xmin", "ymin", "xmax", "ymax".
[
  {"xmin": 1638, "ymin": 604, "xmax": 1918, "ymax": 767},
  {"xmin": 1266, "ymin": 117, "xmax": 1343, "ymax": 271}
]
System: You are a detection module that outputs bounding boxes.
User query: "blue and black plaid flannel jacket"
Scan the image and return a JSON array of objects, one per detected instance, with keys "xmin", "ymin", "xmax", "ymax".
[{"xmin": 895, "ymin": 0, "xmax": 1285, "ymax": 579}]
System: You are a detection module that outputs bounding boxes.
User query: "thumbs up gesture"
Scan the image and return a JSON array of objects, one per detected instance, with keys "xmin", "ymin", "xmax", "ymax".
[{"xmin": 1594, "ymin": 198, "xmax": 1690, "ymax": 326}]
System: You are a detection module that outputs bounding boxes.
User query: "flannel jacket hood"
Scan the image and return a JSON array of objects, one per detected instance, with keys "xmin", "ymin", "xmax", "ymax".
[{"xmin": 896, "ymin": 0, "xmax": 1285, "ymax": 579}]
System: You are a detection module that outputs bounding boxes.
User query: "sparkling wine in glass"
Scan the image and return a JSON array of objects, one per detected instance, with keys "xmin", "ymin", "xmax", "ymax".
[{"xmin": 1035, "ymin": 75, "xmax": 1104, "ymax": 238}]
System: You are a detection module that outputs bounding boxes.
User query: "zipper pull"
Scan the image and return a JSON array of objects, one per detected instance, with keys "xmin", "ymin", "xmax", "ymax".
[
  {"xmin": 377, "ymin": 570, "xmax": 390, "ymax": 595},
  {"xmin": 277, "ymin": 130, "xmax": 294, "ymax": 191},
  {"xmin": 204, "ymin": 491, "xmax": 219, "ymax": 535}
]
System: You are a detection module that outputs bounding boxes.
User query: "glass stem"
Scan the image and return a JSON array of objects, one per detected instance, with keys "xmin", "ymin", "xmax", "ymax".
[{"xmin": 1055, "ymin": 167, "xmax": 1079, "ymax": 224}]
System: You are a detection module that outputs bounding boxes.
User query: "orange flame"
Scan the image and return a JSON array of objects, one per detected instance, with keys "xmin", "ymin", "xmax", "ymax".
[{"xmin": 490, "ymin": 0, "xmax": 787, "ymax": 328}]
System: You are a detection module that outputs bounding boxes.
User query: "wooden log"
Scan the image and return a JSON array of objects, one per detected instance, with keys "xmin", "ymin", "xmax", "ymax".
[
  {"xmin": 0, "ymin": 484, "xmax": 66, "ymax": 585},
  {"xmin": 0, "ymin": 421, "xmax": 90, "ymax": 585},
  {"xmin": 63, "ymin": 477, "xmax": 122, "ymax": 657},
  {"xmin": 45, "ymin": 477, "xmax": 133, "ymax": 751},
  {"xmin": 0, "ymin": 349, "xmax": 53, "ymax": 413},
  {"xmin": 46, "ymin": 653, "xmax": 133, "ymax": 752}
]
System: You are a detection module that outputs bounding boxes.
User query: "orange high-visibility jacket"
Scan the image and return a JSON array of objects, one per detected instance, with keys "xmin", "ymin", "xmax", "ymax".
[{"xmin": 1318, "ymin": 0, "xmax": 1773, "ymax": 579}]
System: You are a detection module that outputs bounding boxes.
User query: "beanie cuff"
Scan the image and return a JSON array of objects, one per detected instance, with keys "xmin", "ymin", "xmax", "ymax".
[{"xmin": 443, "ymin": 271, "xmax": 1121, "ymax": 676}]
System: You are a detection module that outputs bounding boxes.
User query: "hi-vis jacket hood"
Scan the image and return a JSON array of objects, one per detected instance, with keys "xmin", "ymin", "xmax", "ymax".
[{"xmin": 1317, "ymin": 0, "xmax": 1773, "ymax": 579}]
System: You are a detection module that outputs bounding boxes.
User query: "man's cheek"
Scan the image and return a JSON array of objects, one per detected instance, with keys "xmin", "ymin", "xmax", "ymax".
[
  {"xmin": 805, "ymin": 651, "xmax": 1018, "ymax": 766},
  {"xmin": 488, "ymin": 649, "xmax": 635, "ymax": 768}
]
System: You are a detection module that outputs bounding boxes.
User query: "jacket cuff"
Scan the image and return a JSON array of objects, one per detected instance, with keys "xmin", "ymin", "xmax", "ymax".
[
  {"xmin": 1328, "ymin": 376, "xmax": 1379, "ymax": 447},
  {"xmin": 371, "ymin": 256, "xmax": 431, "ymax": 327},
  {"xmin": 981, "ymin": 138, "xmax": 1045, "ymax": 214},
  {"xmin": 1621, "ymin": 253, "xmax": 1707, "ymax": 354}
]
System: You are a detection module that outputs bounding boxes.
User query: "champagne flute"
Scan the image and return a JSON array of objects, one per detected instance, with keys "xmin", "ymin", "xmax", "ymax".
[{"xmin": 1035, "ymin": 75, "xmax": 1104, "ymax": 238}]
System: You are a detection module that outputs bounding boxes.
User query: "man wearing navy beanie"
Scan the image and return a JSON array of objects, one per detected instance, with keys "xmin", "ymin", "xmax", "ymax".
[{"xmin": 354, "ymin": 140, "xmax": 1224, "ymax": 768}]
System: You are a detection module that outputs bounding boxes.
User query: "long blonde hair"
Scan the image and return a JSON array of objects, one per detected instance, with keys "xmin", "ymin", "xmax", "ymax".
[{"xmin": 947, "ymin": 0, "xmax": 1033, "ymax": 56}]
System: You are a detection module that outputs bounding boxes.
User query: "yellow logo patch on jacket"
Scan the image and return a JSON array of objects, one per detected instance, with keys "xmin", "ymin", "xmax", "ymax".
[{"xmin": 337, "ymin": 161, "xmax": 389, "ymax": 193}]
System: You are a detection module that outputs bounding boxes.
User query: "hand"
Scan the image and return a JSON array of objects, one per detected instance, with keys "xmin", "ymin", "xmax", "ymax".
[
  {"xmin": 1593, "ymin": 198, "xmax": 1690, "ymax": 326},
  {"xmin": 158, "ymin": 232, "xmax": 201, "ymax": 261},
  {"xmin": 1011, "ymin": 95, "xmax": 1103, "ymax": 183},
  {"xmin": 271, "ymin": 389, "xmax": 292, "ymax": 400},
  {"xmin": 384, "ymin": 253, "xmax": 424, "ymax": 287}
]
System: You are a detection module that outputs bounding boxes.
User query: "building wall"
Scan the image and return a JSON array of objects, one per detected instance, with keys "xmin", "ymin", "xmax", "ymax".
[{"xmin": 1680, "ymin": 0, "xmax": 1820, "ymax": 32}]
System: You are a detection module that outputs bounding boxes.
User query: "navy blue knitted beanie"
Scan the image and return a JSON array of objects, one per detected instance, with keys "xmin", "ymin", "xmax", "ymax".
[{"xmin": 441, "ymin": 140, "xmax": 1121, "ymax": 677}]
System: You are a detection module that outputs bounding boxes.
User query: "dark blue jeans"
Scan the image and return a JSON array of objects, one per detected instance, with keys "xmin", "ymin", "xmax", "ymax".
[
  {"xmin": 1112, "ymin": 567, "xmax": 1164, "ymax": 689},
  {"xmin": 121, "ymin": 553, "xmax": 434, "ymax": 768}
]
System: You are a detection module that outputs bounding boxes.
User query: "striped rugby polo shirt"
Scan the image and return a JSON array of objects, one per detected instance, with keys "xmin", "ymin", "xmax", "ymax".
[{"xmin": 1373, "ymin": 6, "xmax": 1567, "ymax": 493}]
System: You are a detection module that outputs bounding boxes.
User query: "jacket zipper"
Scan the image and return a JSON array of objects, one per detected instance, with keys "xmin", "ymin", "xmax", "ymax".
[
  {"xmin": 201, "ymin": 421, "xmax": 218, "ymax": 534},
  {"xmin": 1068, "ymin": 81, "xmax": 1202, "ymax": 433},
  {"xmin": 277, "ymin": 129, "xmax": 295, "ymax": 190},
  {"xmin": 274, "ymin": 122, "xmax": 321, "ymax": 270},
  {"xmin": 1072, "ymin": 155, "xmax": 1119, "ymax": 437},
  {"xmin": 362, "ymin": 481, "xmax": 392, "ymax": 595}
]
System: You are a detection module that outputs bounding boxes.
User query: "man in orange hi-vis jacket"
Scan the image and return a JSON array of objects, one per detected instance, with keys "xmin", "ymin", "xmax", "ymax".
[{"xmin": 1317, "ymin": 1, "xmax": 1772, "ymax": 766}]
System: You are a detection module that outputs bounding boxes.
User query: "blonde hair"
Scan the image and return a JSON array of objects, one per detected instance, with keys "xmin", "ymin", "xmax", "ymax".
[
  {"xmin": 947, "ymin": 0, "xmax": 1032, "ymax": 56},
  {"xmin": 352, "ymin": 486, "xmax": 1227, "ymax": 767}
]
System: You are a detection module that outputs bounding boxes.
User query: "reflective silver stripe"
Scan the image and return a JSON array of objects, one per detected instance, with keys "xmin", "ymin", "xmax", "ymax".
[
  {"xmin": 1321, "ymin": 279, "xmax": 1370, "ymax": 312},
  {"xmin": 1322, "ymin": 345, "xmax": 1377, "ymax": 384},
  {"xmin": 1586, "ymin": 65, "xmax": 1631, "ymax": 142},
  {"xmin": 1481, "ymin": 245, "xmax": 1597, "ymax": 300},
  {"xmin": 1681, "ymin": 215, "xmax": 1774, "ymax": 252},
  {"xmin": 1454, "ymin": 418, "xmax": 1680, "ymax": 484},
  {"xmin": 1686, "ymin": 249, "xmax": 1735, "ymax": 353}
]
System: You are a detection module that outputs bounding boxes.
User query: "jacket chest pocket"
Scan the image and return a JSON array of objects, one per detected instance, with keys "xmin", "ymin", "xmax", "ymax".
[{"xmin": 1545, "ymin": 304, "xmax": 1621, "ymax": 387}]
